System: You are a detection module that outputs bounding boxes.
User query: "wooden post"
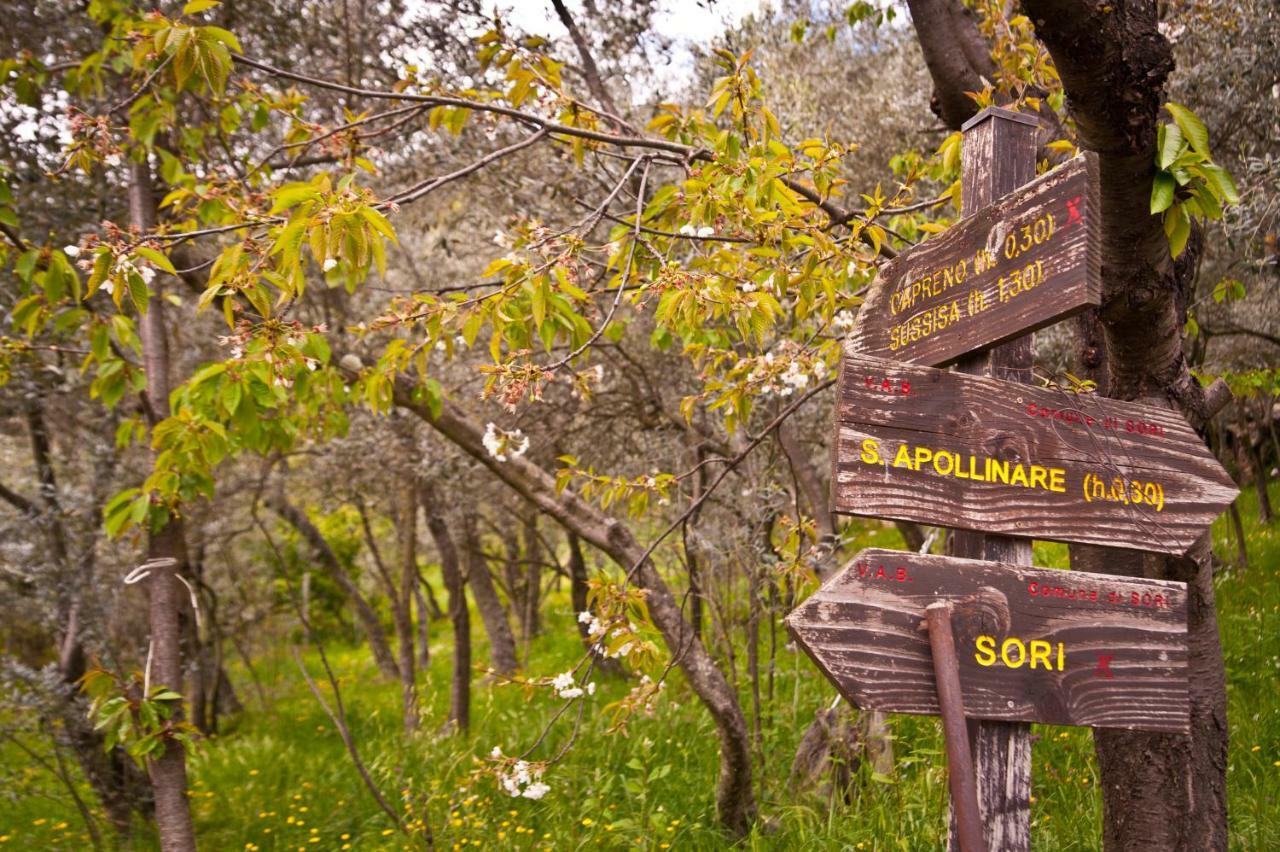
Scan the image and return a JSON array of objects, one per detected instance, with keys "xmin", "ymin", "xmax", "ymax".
[
  {"xmin": 926, "ymin": 601, "xmax": 985, "ymax": 852},
  {"xmin": 948, "ymin": 106, "xmax": 1040, "ymax": 852}
]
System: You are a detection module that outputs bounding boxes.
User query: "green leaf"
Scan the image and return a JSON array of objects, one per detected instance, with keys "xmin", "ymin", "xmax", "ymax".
[
  {"xmin": 1150, "ymin": 172, "xmax": 1176, "ymax": 214},
  {"xmin": 183, "ymin": 0, "xmax": 220, "ymax": 13},
  {"xmin": 1199, "ymin": 163, "xmax": 1240, "ymax": 205},
  {"xmin": 269, "ymin": 182, "xmax": 320, "ymax": 215},
  {"xmin": 1156, "ymin": 122, "xmax": 1184, "ymax": 171},
  {"xmin": 1165, "ymin": 102, "xmax": 1209, "ymax": 157},
  {"xmin": 1164, "ymin": 203, "xmax": 1191, "ymax": 258},
  {"xmin": 134, "ymin": 246, "xmax": 177, "ymax": 275},
  {"xmin": 127, "ymin": 272, "xmax": 150, "ymax": 315}
]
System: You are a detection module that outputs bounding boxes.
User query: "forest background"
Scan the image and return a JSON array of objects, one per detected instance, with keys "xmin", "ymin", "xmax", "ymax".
[{"xmin": 0, "ymin": 0, "xmax": 1277, "ymax": 849}]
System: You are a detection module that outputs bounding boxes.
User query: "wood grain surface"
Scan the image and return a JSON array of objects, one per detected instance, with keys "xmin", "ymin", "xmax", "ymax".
[
  {"xmin": 831, "ymin": 353, "xmax": 1238, "ymax": 555},
  {"xmin": 786, "ymin": 549, "xmax": 1190, "ymax": 733},
  {"xmin": 849, "ymin": 154, "xmax": 1100, "ymax": 368}
]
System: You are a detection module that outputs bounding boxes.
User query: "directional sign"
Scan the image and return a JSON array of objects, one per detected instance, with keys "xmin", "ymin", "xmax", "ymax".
[
  {"xmin": 849, "ymin": 154, "xmax": 1100, "ymax": 367},
  {"xmin": 786, "ymin": 549, "xmax": 1190, "ymax": 733},
  {"xmin": 831, "ymin": 353, "xmax": 1238, "ymax": 555}
]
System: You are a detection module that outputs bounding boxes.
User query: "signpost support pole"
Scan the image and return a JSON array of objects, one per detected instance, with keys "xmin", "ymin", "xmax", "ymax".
[
  {"xmin": 948, "ymin": 106, "xmax": 1041, "ymax": 852},
  {"xmin": 926, "ymin": 601, "xmax": 985, "ymax": 852}
]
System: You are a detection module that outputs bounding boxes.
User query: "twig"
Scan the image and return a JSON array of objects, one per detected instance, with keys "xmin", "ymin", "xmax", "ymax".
[
  {"xmin": 543, "ymin": 157, "xmax": 651, "ymax": 374},
  {"xmin": 388, "ymin": 127, "xmax": 550, "ymax": 206}
]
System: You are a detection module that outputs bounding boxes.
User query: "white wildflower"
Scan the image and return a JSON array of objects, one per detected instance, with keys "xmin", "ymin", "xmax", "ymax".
[
  {"xmin": 435, "ymin": 340, "xmax": 447, "ymax": 352},
  {"xmin": 521, "ymin": 781, "xmax": 550, "ymax": 800},
  {"xmin": 696, "ymin": 225, "xmax": 715, "ymax": 238},
  {"xmin": 322, "ymin": 257, "xmax": 338, "ymax": 272},
  {"xmin": 62, "ymin": 245, "xmax": 80, "ymax": 257},
  {"xmin": 739, "ymin": 281, "xmax": 757, "ymax": 293},
  {"xmin": 559, "ymin": 686, "xmax": 583, "ymax": 699},
  {"xmin": 678, "ymin": 224, "xmax": 696, "ymax": 236},
  {"xmin": 577, "ymin": 611, "xmax": 594, "ymax": 624},
  {"xmin": 483, "ymin": 423, "xmax": 530, "ymax": 462},
  {"xmin": 490, "ymin": 745, "xmax": 503, "ymax": 758},
  {"xmin": 614, "ymin": 642, "xmax": 633, "ymax": 659},
  {"xmin": 138, "ymin": 266, "xmax": 156, "ymax": 285},
  {"xmin": 832, "ymin": 309, "xmax": 856, "ymax": 331},
  {"xmin": 454, "ymin": 335, "xmax": 468, "ymax": 350},
  {"xmin": 586, "ymin": 682, "xmax": 596, "ymax": 696},
  {"xmin": 103, "ymin": 153, "xmax": 122, "ymax": 167}
]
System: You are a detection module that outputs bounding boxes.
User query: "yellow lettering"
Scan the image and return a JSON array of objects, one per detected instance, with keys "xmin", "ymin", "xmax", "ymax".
[
  {"xmin": 914, "ymin": 446, "xmax": 934, "ymax": 469},
  {"xmin": 975, "ymin": 635, "xmax": 997, "ymax": 667},
  {"xmin": 1057, "ymin": 642, "xmax": 1064, "ymax": 670},
  {"xmin": 1049, "ymin": 469, "xmax": 1066, "ymax": 493},
  {"xmin": 1029, "ymin": 466, "xmax": 1048, "ymax": 491},
  {"xmin": 933, "ymin": 450, "xmax": 955, "ymax": 476},
  {"xmin": 1029, "ymin": 640, "xmax": 1052, "ymax": 670},
  {"xmin": 1010, "ymin": 465, "xmax": 1029, "ymax": 487},
  {"xmin": 989, "ymin": 458, "xmax": 1010, "ymax": 484},
  {"xmin": 860, "ymin": 438, "xmax": 882, "ymax": 465},
  {"xmin": 1001, "ymin": 638, "xmax": 1027, "ymax": 668},
  {"xmin": 893, "ymin": 443, "xmax": 914, "ymax": 469}
]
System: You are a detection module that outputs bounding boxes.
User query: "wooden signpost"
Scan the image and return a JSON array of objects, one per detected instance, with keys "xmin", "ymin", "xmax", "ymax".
[
  {"xmin": 849, "ymin": 153, "xmax": 1100, "ymax": 368},
  {"xmin": 831, "ymin": 352, "xmax": 1239, "ymax": 555},
  {"xmin": 788, "ymin": 107, "xmax": 1235, "ymax": 851},
  {"xmin": 786, "ymin": 549, "xmax": 1191, "ymax": 733}
]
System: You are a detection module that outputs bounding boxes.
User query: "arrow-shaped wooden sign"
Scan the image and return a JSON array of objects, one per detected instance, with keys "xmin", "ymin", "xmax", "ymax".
[
  {"xmin": 785, "ymin": 549, "xmax": 1190, "ymax": 733},
  {"xmin": 832, "ymin": 353, "xmax": 1238, "ymax": 555},
  {"xmin": 849, "ymin": 153, "xmax": 1100, "ymax": 368}
]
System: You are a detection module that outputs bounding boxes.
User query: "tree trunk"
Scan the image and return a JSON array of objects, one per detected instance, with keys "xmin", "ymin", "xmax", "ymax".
[
  {"xmin": 567, "ymin": 533, "xmax": 625, "ymax": 678},
  {"xmin": 390, "ymin": 383, "xmax": 757, "ymax": 835},
  {"xmin": 1018, "ymin": 2, "xmax": 1232, "ymax": 845},
  {"xmin": 461, "ymin": 512, "xmax": 520, "ymax": 676},
  {"xmin": 521, "ymin": 511, "xmax": 542, "ymax": 640},
  {"xmin": 266, "ymin": 495, "xmax": 400, "ymax": 679},
  {"xmin": 421, "ymin": 487, "xmax": 470, "ymax": 731},
  {"xmin": 1245, "ymin": 422, "xmax": 1273, "ymax": 523},
  {"xmin": 13, "ymin": 402, "xmax": 154, "ymax": 835},
  {"xmin": 413, "ymin": 581, "xmax": 432, "ymax": 666},
  {"xmin": 129, "ymin": 160, "xmax": 196, "ymax": 852},
  {"xmin": 1228, "ymin": 500, "xmax": 1248, "ymax": 570},
  {"xmin": 395, "ymin": 482, "xmax": 420, "ymax": 733}
]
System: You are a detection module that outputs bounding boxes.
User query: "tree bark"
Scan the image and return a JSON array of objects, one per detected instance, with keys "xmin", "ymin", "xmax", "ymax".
[
  {"xmin": 10, "ymin": 402, "xmax": 154, "ymax": 835},
  {"xmin": 395, "ymin": 482, "xmax": 421, "ymax": 733},
  {"xmin": 906, "ymin": 0, "xmax": 989, "ymax": 128},
  {"xmin": 389, "ymin": 380, "xmax": 757, "ymax": 835},
  {"xmin": 460, "ymin": 512, "xmax": 520, "ymax": 676},
  {"xmin": 266, "ymin": 495, "xmax": 400, "ymax": 679},
  {"xmin": 1244, "ymin": 417, "xmax": 1273, "ymax": 523},
  {"xmin": 521, "ymin": 511, "xmax": 542, "ymax": 640},
  {"xmin": 1017, "ymin": 1, "xmax": 1231, "ymax": 846},
  {"xmin": 128, "ymin": 160, "xmax": 196, "ymax": 852},
  {"xmin": 421, "ymin": 486, "xmax": 470, "ymax": 731},
  {"xmin": 413, "ymin": 581, "xmax": 432, "ymax": 666}
]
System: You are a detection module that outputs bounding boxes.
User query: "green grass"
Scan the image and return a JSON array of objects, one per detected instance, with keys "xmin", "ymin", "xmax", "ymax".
[{"xmin": 2, "ymin": 484, "xmax": 1278, "ymax": 850}]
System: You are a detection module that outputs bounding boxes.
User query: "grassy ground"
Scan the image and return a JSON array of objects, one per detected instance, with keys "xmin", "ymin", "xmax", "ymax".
[{"xmin": 2, "ymin": 482, "xmax": 1277, "ymax": 850}]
